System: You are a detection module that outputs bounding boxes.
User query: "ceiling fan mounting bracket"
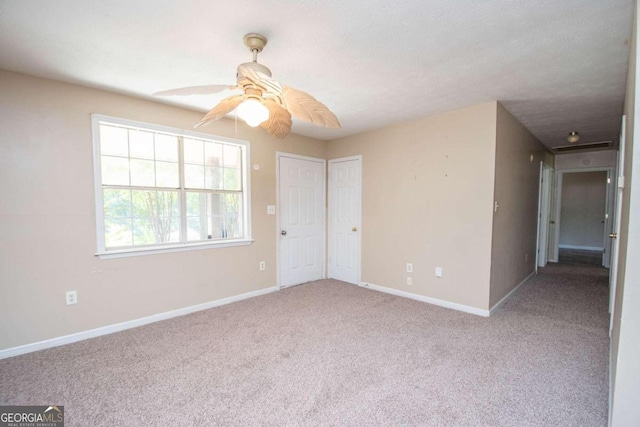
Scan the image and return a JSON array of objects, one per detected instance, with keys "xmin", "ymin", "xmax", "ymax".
[{"xmin": 243, "ymin": 33, "xmax": 268, "ymax": 53}]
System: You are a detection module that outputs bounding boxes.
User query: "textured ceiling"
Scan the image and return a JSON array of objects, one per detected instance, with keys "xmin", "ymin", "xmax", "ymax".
[{"xmin": 0, "ymin": 0, "xmax": 633, "ymax": 148}]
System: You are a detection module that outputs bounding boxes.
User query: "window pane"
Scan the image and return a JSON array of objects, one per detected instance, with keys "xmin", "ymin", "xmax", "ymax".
[
  {"xmin": 186, "ymin": 192, "xmax": 208, "ymax": 241},
  {"xmin": 223, "ymin": 145, "xmax": 241, "ymax": 168},
  {"xmin": 224, "ymin": 168, "xmax": 241, "ymax": 191},
  {"xmin": 185, "ymin": 192, "xmax": 243, "ymax": 241},
  {"xmin": 100, "ymin": 125, "xmax": 128, "ymax": 157},
  {"xmin": 184, "ymin": 138, "xmax": 204, "ymax": 164},
  {"xmin": 185, "ymin": 192, "xmax": 203, "ymax": 217},
  {"xmin": 101, "ymin": 156, "xmax": 130, "ymax": 186},
  {"xmin": 222, "ymin": 193, "xmax": 243, "ymax": 238},
  {"xmin": 187, "ymin": 217, "xmax": 207, "ymax": 241},
  {"xmin": 205, "ymin": 142, "xmax": 223, "ymax": 167},
  {"xmin": 206, "ymin": 166, "xmax": 223, "ymax": 190},
  {"xmin": 103, "ymin": 189, "xmax": 131, "ymax": 218},
  {"xmin": 156, "ymin": 161, "xmax": 179, "ymax": 188},
  {"xmin": 104, "ymin": 218, "xmax": 133, "ymax": 248},
  {"xmin": 132, "ymin": 218, "xmax": 179, "ymax": 245},
  {"xmin": 130, "ymin": 190, "xmax": 180, "ymax": 244},
  {"xmin": 155, "ymin": 134, "xmax": 178, "ymax": 162},
  {"xmin": 129, "ymin": 129, "xmax": 154, "ymax": 159},
  {"xmin": 185, "ymin": 164, "xmax": 205, "ymax": 189},
  {"xmin": 130, "ymin": 158, "xmax": 156, "ymax": 187}
]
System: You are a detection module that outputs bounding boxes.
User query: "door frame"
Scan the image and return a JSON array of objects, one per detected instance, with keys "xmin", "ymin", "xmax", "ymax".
[
  {"xmin": 551, "ymin": 166, "xmax": 615, "ymax": 265},
  {"xmin": 536, "ymin": 162, "xmax": 553, "ymax": 271},
  {"xmin": 328, "ymin": 155, "xmax": 363, "ymax": 285},
  {"xmin": 275, "ymin": 152, "xmax": 327, "ymax": 288}
]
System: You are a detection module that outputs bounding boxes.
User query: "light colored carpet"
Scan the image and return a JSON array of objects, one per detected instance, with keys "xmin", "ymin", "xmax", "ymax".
[
  {"xmin": 559, "ymin": 248, "xmax": 603, "ymax": 266},
  {"xmin": 0, "ymin": 263, "xmax": 609, "ymax": 426}
]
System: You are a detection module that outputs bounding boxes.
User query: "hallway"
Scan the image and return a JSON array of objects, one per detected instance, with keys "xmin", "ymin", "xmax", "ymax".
[{"xmin": 493, "ymin": 262, "xmax": 610, "ymax": 425}]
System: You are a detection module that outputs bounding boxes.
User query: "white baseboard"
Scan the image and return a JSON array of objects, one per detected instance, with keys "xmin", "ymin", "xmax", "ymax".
[
  {"xmin": 558, "ymin": 244, "xmax": 603, "ymax": 251},
  {"xmin": 489, "ymin": 271, "xmax": 536, "ymax": 315},
  {"xmin": 358, "ymin": 282, "xmax": 490, "ymax": 317},
  {"xmin": 0, "ymin": 285, "xmax": 279, "ymax": 360}
]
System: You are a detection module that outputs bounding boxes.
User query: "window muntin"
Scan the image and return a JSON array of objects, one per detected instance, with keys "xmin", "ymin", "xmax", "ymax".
[{"xmin": 93, "ymin": 115, "xmax": 250, "ymax": 256}]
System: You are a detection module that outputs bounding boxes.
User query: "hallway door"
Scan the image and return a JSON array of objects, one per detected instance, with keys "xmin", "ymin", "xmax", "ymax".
[{"xmin": 537, "ymin": 163, "xmax": 553, "ymax": 268}]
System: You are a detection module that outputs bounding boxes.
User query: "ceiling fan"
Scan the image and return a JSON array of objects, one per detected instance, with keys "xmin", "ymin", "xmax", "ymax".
[{"xmin": 154, "ymin": 33, "xmax": 340, "ymax": 139}]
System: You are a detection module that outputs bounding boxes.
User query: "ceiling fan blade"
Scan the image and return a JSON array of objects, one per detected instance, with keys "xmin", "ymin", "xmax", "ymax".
[
  {"xmin": 153, "ymin": 85, "xmax": 236, "ymax": 96},
  {"xmin": 238, "ymin": 65, "xmax": 283, "ymax": 95},
  {"xmin": 195, "ymin": 94, "xmax": 247, "ymax": 128},
  {"xmin": 260, "ymin": 99, "xmax": 292, "ymax": 139},
  {"xmin": 282, "ymin": 86, "xmax": 340, "ymax": 128}
]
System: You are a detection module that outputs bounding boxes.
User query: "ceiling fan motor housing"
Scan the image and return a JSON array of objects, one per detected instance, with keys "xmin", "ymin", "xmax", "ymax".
[{"xmin": 237, "ymin": 61, "xmax": 273, "ymax": 79}]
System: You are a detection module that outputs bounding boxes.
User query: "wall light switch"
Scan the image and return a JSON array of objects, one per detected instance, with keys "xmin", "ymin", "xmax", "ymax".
[
  {"xmin": 66, "ymin": 290, "xmax": 77, "ymax": 305},
  {"xmin": 267, "ymin": 205, "xmax": 276, "ymax": 215},
  {"xmin": 259, "ymin": 261, "xmax": 266, "ymax": 271},
  {"xmin": 406, "ymin": 263, "xmax": 413, "ymax": 273},
  {"xmin": 435, "ymin": 267, "xmax": 443, "ymax": 278},
  {"xmin": 407, "ymin": 277, "xmax": 413, "ymax": 286}
]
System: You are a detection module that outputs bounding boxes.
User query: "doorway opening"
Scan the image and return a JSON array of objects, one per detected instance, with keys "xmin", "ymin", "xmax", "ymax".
[
  {"xmin": 558, "ymin": 170, "xmax": 609, "ymax": 266},
  {"xmin": 548, "ymin": 167, "xmax": 615, "ymax": 268}
]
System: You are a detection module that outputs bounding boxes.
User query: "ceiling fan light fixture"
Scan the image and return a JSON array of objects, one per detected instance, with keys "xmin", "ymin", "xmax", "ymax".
[
  {"xmin": 567, "ymin": 131, "xmax": 580, "ymax": 143},
  {"xmin": 237, "ymin": 98, "xmax": 269, "ymax": 127},
  {"xmin": 155, "ymin": 32, "xmax": 340, "ymax": 138}
]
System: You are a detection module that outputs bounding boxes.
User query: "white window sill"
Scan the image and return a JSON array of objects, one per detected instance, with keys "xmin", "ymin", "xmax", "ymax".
[{"xmin": 96, "ymin": 239, "xmax": 254, "ymax": 259}]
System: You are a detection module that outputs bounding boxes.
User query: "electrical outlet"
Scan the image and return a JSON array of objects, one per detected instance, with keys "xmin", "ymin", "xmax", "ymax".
[
  {"xmin": 259, "ymin": 261, "xmax": 266, "ymax": 271},
  {"xmin": 267, "ymin": 205, "xmax": 276, "ymax": 215},
  {"xmin": 435, "ymin": 267, "xmax": 443, "ymax": 278},
  {"xmin": 525, "ymin": 253, "xmax": 529, "ymax": 262},
  {"xmin": 406, "ymin": 263, "xmax": 413, "ymax": 273},
  {"xmin": 66, "ymin": 290, "xmax": 77, "ymax": 305},
  {"xmin": 407, "ymin": 277, "xmax": 413, "ymax": 286}
]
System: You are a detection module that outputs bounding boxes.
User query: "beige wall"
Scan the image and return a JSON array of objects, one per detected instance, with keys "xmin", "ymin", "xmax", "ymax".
[
  {"xmin": 489, "ymin": 104, "xmax": 546, "ymax": 307},
  {"xmin": 0, "ymin": 70, "xmax": 327, "ymax": 350},
  {"xmin": 611, "ymin": 1, "xmax": 640, "ymax": 425},
  {"xmin": 327, "ymin": 102, "xmax": 498, "ymax": 310}
]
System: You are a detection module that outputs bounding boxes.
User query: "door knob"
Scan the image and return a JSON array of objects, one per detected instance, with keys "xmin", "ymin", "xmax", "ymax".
[
  {"xmin": 609, "ymin": 233, "xmax": 618, "ymax": 239},
  {"xmin": 352, "ymin": 227, "xmax": 358, "ymax": 232},
  {"xmin": 281, "ymin": 230, "xmax": 287, "ymax": 236}
]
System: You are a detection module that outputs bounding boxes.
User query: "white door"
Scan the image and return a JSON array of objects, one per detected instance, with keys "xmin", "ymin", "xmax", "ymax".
[
  {"xmin": 603, "ymin": 169, "xmax": 615, "ymax": 268},
  {"xmin": 278, "ymin": 155, "xmax": 325, "ymax": 288},
  {"xmin": 537, "ymin": 163, "xmax": 552, "ymax": 268},
  {"xmin": 610, "ymin": 116, "xmax": 626, "ymax": 325},
  {"xmin": 548, "ymin": 169, "xmax": 559, "ymax": 262},
  {"xmin": 328, "ymin": 156, "xmax": 362, "ymax": 284}
]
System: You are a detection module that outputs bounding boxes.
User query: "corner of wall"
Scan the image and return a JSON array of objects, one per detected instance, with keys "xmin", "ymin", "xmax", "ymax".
[{"xmin": 489, "ymin": 104, "xmax": 545, "ymax": 308}]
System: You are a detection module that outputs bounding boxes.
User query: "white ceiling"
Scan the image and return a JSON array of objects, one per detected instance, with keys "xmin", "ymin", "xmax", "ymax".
[{"xmin": 0, "ymin": 0, "xmax": 633, "ymax": 148}]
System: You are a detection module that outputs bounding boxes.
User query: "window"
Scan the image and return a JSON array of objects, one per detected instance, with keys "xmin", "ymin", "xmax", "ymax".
[{"xmin": 92, "ymin": 115, "xmax": 251, "ymax": 257}]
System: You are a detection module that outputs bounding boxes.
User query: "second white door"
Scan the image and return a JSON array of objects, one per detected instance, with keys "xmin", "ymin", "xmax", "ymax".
[{"xmin": 328, "ymin": 156, "xmax": 362, "ymax": 284}]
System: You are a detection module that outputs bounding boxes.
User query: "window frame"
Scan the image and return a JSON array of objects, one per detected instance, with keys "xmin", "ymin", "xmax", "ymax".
[{"xmin": 91, "ymin": 114, "xmax": 252, "ymax": 259}]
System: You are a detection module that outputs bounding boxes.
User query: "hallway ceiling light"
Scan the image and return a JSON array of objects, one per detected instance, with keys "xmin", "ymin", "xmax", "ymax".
[{"xmin": 567, "ymin": 131, "xmax": 580, "ymax": 143}]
